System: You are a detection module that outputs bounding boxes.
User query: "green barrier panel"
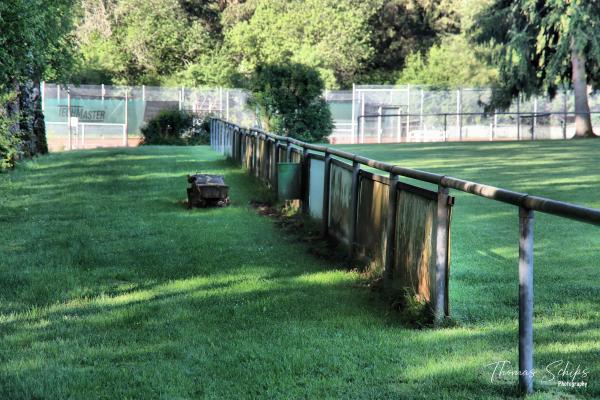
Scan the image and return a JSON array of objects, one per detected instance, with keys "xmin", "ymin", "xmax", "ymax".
[
  {"xmin": 308, "ymin": 158, "xmax": 325, "ymax": 219},
  {"xmin": 328, "ymin": 163, "xmax": 353, "ymax": 244},
  {"xmin": 278, "ymin": 163, "xmax": 301, "ymax": 200},
  {"xmin": 44, "ymin": 99, "xmax": 146, "ymax": 134},
  {"xmin": 329, "ymin": 101, "xmax": 352, "ymax": 120}
]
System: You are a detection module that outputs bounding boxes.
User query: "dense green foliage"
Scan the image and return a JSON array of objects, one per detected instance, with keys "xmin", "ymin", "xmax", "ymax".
[
  {"xmin": 471, "ymin": 0, "xmax": 600, "ymax": 130},
  {"xmin": 0, "ymin": 0, "xmax": 75, "ymax": 170},
  {"xmin": 397, "ymin": 36, "xmax": 497, "ymax": 87},
  {"xmin": 249, "ymin": 63, "xmax": 333, "ymax": 142},
  {"xmin": 1, "ymin": 145, "xmax": 599, "ymax": 398},
  {"xmin": 71, "ymin": 0, "xmax": 492, "ymax": 89},
  {"xmin": 0, "ymin": 0, "xmax": 75, "ymax": 87},
  {"xmin": 223, "ymin": 0, "xmax": 378, "ymax": 88},
  {"xmin": 140, "ymin": 110, "xmax": 209, "ymax": 145},
  {"xmin": 0, "ymin": 95, "xmax": 19, "ymax": 171}
]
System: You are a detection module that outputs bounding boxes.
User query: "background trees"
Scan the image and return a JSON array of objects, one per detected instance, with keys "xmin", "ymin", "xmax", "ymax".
[
  {"xmin": 471, "ymin": 0, "xmax": 600, "ymax": 137},
  {"xmin": 249, "ymin": 63, "xmax": 333, "ymax": 142},
  {"xmin": 0, "ymin": 0, "xmax": 75, "ymax": 169},
  {"xmin": 70, "ymin": 0, "xmax": 492, "ymax": 89}
]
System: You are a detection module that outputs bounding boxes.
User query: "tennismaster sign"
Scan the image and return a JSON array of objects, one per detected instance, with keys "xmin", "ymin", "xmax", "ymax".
[
  {"xmin": 45, "ymin": 99, "xmax": 144, "ymax": 133},
  {"xmin": 57, "ymin": 105, "xmax": 106, "ymax": 122}
]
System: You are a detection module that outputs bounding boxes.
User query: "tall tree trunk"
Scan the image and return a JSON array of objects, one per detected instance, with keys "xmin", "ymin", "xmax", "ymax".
[
  {"xmin": 571, "ymin": 45, "xmax": 595, "ymax": 138},
  {"xmin": 32, "ymin": 80, "xmax": 48, "ymax": 154}
]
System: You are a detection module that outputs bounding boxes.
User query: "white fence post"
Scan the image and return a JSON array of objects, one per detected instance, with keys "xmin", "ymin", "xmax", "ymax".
[
  {"xmin": 226, "ymin": 90, "xmax": 230, "ymax": 120},
  {"xmin": 406, "ymin": 85, "xmax": 411, "ymax": 136},
  {"xmin": 457, "ymin": 89, "xmax": 462, "ymax": 141},
  {"xmin": 377, "ymin": 106, "xmax": 382, "ymax": 143},
  {"xmin": 517, "ymin": 96, "xmax": 522, "ymax": 140},
  {"xmin": 179, "ymin": 86, "xmax": 184, "ymax": 111},
  {"xmin": 123, "ymin": 90, "xmax": 129, "ymax": 147},
  {"xmin": 360, "ymin": 91, "xmax": 365, "ymax": 143},
  {"xmin": 420, "ymin": 88, "xmax": 424, "ymax": 130},
  {"xmin": 397, "ymin": 107, "xmax": 402, "ymax": 142},
  {"xmin": 563, "ymin": 90, "xmax": 568, "ymax": 139},
  {"xmin": 219, "ymin": 87, "xmax": 223, "ymax": 118},
  {"xmin": 67, "ymin": 89, "xmax": 72, "ymax": 151},
  {"xmin": 533, "ymin": 97, "xmax": 537, "ymax": 140},
  {"xmin": 41, "ymin": 81, "xmax": 45, "ymax": 111},
  {"xmin": 351, "ymin": 84, "xmax": 356, "ymax": 144}
]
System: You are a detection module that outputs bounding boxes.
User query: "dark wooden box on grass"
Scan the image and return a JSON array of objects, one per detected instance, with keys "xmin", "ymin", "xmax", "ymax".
[{"xmin": 187, "ymin": 174, "xmax": 230, "ymax": 208}]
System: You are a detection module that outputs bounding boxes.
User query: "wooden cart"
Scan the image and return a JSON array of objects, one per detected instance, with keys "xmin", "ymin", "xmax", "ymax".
[{"xmin": 187, "ymin": 174, "xmax": 230, "ymax": 208}]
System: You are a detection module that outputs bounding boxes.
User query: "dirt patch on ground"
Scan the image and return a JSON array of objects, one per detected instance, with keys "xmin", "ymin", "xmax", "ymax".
[{"xmin": 249, "ymin": 200, "xmax": 349, "ymax": 263}]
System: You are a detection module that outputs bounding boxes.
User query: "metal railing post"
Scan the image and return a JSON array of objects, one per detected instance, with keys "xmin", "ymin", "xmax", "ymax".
[
  {"xmin": 434, "ymin": 185, "xmax": 451, "ymax": 324},
  {"xmin": 348, "ymin": 160, "xmax": 361, "ymax": 259},
  {"xmin": 286, "ymin": 143, "xmax": 293, "ymax": 162},
  {"xmin": 518, "ymin": 207, "xmax": 535, "ymax": 394},
  {"xmin": 322, "ymin": 152, "xmax": 332, "ymax": 236},
  {"xmin": 273, "ymin": 140, "xmax": 280, "ymax": 192},
  {"xmin": 383, "ymin": 173, "xmax": 399, "ymax": 281},
  {"xmin": 302, "ymin": 147, "xmax": 310, "ymax": 214},
  {"xmin": 254, "ymin": 134, "xmax": 260, "ymax": 177}
]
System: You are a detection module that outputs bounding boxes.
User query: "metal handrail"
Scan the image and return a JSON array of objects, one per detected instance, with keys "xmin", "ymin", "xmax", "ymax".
[
  {"xmin": 214, "ymin": 118, "xmax": 600, "ymax": 226},
  {"xmin": 211, "ymin": 117, "xmax": 599, "ymax": 394}
]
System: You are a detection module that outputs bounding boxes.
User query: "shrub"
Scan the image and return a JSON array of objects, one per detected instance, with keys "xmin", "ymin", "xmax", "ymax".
[
  {"xmin": 140, "ymin": 109, "xmax": 210, "ymax": 145},
  {"xmin": 249, "ymin": 62, "xmax": 333, "ymax": 143},
  {"xmin": 0, "ymin": 93, "xmax": 20, "ymax": 171}
]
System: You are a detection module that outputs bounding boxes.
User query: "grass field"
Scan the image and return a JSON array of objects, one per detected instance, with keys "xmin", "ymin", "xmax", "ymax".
[{"xmin": 0, "ymin": 142, "xmax": 598, "ymax": 399}]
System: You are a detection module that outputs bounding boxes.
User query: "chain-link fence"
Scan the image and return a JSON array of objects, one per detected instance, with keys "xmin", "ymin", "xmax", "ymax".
[
  {"xmin": 326, "ymin": 85, "xmax": 600, "ymax": 144},
  {"xmin": 42, "ymin": 83, "xmax": 255, "ymax": 151},
  {"xmin": 43, "ymin": 83, "xmax": 600, "ymax": 150}
]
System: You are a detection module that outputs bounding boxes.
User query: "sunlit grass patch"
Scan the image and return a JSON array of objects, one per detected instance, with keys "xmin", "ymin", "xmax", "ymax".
[{"xmin": 0, "ymin": 143, "xmax": 598, "ymax": 399}]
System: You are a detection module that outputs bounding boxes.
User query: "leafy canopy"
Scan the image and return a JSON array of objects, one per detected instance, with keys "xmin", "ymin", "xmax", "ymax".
[
  {"xmin": 249, "ymin": 63, "xmax": 333, "ymax": 142},
  {"xmin": 0, "ymin": 0, "xmax": 75, "ymax": 88},
  {"xmin": 471, "ymin": 0, "xmax": 600, "ymax": 108}
]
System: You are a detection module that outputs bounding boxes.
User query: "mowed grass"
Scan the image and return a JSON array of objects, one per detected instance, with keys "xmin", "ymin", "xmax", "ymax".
[{"xmin": 0, "ymin": 143, "xmax": 598, "ymax": 399}]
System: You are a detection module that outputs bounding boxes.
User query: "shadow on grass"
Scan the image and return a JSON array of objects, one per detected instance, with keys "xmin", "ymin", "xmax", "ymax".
[{"xmin": 1, "ymin": 146, "xmax": 599, "ymax": 398}]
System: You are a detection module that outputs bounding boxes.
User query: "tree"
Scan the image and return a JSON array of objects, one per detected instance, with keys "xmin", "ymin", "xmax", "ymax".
[
  {"xmin": 72, "ymin": 0, "xmax": 219, "ymax": 85},
  {"xmin": 398, "ymin": 35, "xmax": 497, "ymax": 88},
  {"xmin": 223, "ymin": 0, "xmax": 381, "ymax": 88},
  {"xmin": 0, "ymin": 0, "xmax": 75, "ymax": 167},
  {"xmin": 472, "ymin": 0, "xmax": 600, "ymax": 138},
  {"xmin": 367, "ymin": 0, "xmax": 460, "ymax": 82},
  {"xmin": 249, "ymin": 63, "xmax": 333, "ymax": 142}
]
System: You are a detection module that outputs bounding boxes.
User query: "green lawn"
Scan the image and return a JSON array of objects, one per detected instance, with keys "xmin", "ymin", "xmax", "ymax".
[{"xmin": 0, "ymin": 143, "xmax": 598, "ymax": 399}]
